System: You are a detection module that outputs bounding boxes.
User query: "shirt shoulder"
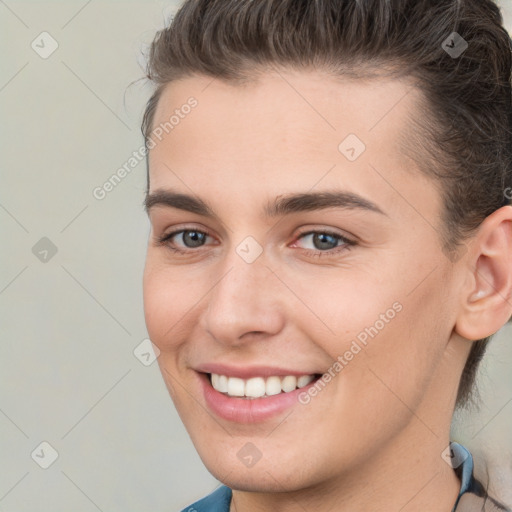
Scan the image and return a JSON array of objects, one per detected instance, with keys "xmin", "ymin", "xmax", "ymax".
[
  {"xmin": 456, "ymin": 493, "xmax": 511, "ymax": 512},
  {"xmin": 452, "ymin": 442, "xmax": 511, "ymax": 512},
  {"xmin": 180, "ymin": 485, "xmax": 232, "ymax": 512}
]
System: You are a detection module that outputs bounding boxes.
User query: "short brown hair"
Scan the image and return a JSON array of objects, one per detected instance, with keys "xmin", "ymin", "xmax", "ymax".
[{"xmin": 141, "ymin": 0, "xmax": 512, "ymax": 408}]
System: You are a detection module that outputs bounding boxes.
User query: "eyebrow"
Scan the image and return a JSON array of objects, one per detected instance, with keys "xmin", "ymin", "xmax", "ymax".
[
  {"xmin": 144, "ymin": 189, "xmax": 386, "ymax": 218},
  {"xmin": 265, "ymin": 191, "xmax": 385, "ymax": 217},
  {"xmin": 145, "ymin": 190, "xmax": 215, "ymax": 217}
]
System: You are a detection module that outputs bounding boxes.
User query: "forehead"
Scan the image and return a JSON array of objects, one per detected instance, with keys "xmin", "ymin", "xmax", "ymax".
[
  {"xmin": 151, "ymin": 70, "xmax": 417, "ymax": 159},
  {"xmin": 148, "ymin": 70, "xmax": 440, "ymax": 224}
]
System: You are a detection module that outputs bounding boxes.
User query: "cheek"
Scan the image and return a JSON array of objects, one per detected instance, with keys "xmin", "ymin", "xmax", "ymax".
[
  {"xmin": 299, "ymin": 262, "xmax": 449, "ymax": 402},
  {"xmin": 355, "ymin": 280, "xmax": 451, "ymax": 410},
  {"xmin": 142, "ymin": 257, "xmax": 198, "ymax": 351},
  {"xmin": 285, "ymin": 267, "xmax": 403, "ymax": 358}
]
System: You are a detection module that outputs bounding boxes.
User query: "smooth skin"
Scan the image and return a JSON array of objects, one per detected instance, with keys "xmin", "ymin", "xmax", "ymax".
[{"xmin": 143, "ymin": 69, "xmax": 512, "ymax": 512}]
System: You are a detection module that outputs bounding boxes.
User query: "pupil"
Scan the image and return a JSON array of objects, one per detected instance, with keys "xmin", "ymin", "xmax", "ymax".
[
  {"xmin": 313, "ymin": 233, "xmax": 337, "ymax": 250},
  {"xmin": 184, "ymin": 231, "xmax": 205, "ymax": 248}
]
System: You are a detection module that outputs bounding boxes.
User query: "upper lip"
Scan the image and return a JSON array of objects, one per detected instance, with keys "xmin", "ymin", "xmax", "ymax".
[{"xmin": 195, "ymin": 363, "xmax": 320, "ymax": 379}]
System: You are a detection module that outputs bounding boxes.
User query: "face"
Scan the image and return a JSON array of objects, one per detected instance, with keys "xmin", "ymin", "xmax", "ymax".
[{"xmin": 143, "ymin": 70, "xmax": 467, "ymax": 493}]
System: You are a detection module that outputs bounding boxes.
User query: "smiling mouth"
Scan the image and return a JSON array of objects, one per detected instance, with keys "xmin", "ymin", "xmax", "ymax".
[{"xmin": 208, "ymin": 373, "xmax": 322, "ymax": 399}]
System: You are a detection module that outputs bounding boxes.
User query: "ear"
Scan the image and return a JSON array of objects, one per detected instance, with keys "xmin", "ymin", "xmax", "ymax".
[{"xmin": 455, "ymin": 206, "xmax": 512, "ymax": 340}]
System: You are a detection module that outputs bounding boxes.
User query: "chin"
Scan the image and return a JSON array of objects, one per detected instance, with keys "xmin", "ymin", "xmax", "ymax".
[
  {"xmin": 196, "ymin": 442, "xmax": 325, "ymax": 494},
  {"xmin": 209, "ymin": 466, "xmax": 304, "ymax": 493}
]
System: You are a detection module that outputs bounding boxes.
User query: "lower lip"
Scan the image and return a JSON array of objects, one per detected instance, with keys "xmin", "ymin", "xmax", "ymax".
[{"xmin": 199, "ymin": 372, "xmax": 319, "ymax": 423}]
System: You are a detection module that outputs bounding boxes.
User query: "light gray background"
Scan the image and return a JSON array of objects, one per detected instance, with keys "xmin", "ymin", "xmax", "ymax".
[{"xmin": 1, "ymin": 1, "xmax": 511, "ymax": 510}]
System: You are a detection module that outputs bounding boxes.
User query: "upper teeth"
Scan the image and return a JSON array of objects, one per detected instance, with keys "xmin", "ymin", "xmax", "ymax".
[{"xmin": 210, "ymin": 374, "xmax": 315, "ymax": 398}]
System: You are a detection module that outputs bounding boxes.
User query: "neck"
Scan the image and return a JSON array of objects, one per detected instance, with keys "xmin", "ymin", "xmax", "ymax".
[{"xmin": 230, "ymin": 423, "xmax": 461, "ymax": 512}]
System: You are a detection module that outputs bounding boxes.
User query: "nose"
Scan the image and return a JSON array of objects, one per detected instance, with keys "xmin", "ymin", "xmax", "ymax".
[{"xmin": 200, "ymin": 248, "xmax": 286, "ymax": 347}]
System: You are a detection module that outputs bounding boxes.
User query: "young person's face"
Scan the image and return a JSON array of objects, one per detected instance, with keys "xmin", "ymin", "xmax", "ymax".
[{"xmin": 143, "ymin": 71, "xmax": 470, "ymax": 494}]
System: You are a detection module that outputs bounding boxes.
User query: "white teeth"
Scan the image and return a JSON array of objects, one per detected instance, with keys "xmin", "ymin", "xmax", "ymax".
[
  {"xmin": 217, "ymin": 374, "xmax": 228, "ymax": 393},
  {"xmin": 227, "ymin": 377, "xmax": 245, "ymax": 397},
  {"xmin": 265, "ymin": 376, "xmax": 282, "ymax": 396},
  {"xmin": 281, "ymin": 375, "xmax": 297, "ymax": 392},
  {"xmin": 210, "ymin": 373, "xmax": 317, "ymax": 398},
  {"xmin": 297, "ymin": 375, "xmax": 315, "ymax": 388},
  {"xmin": 245, "ymin": 377, "xmax": 266, "ymax": 398}
]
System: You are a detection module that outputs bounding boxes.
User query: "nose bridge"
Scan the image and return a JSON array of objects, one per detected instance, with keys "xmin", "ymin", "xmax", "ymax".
[{"xmin": 202, "ymin": 244, "xmax": 284, "ymax": 343}]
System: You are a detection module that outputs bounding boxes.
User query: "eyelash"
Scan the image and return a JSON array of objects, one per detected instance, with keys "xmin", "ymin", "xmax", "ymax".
[
  {"xmin": 294, "ymin": 229, "xmax": 356, "ymax": 257},
  {"xmin": 157, "ymin": 228, "xmax": 356, "ymax": 257}
]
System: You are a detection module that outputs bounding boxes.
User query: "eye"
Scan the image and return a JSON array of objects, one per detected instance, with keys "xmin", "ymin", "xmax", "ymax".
[
  {"xmin": 292, "ymin": 230, "xmax": 355, "ymax": 254},
  {"xmin": 158, "ymin": 229, "xmax": 214, "ymax": 251}
]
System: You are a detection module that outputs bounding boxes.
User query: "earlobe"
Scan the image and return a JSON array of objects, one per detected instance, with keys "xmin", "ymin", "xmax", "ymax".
[{"xmin": 455, "ymin": 206, "xmax": 512, "ymax": 341}]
